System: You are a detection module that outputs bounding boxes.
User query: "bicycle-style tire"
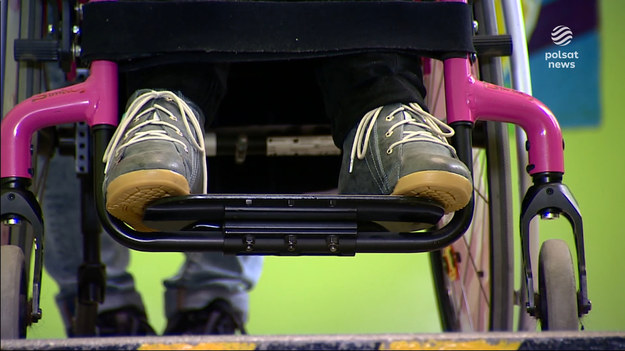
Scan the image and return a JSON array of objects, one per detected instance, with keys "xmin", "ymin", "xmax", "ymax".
[
  {"xmin": 429, "ymin": 125, "xmax": 514, "ymax": 332},
  {"xmin": 2, "ymin": 0, "xmax": 57, "ymax": 339},
  {"xmin": 1, "ymin": 245, "xmax": 28, "ymax": 339},
  {"xmin": 428, "ymin": 0, "xmax": 515, "ymax": 332},
  {"xmin": 538, "ymin": 239, "xmax": 579, "ymax": 331}
]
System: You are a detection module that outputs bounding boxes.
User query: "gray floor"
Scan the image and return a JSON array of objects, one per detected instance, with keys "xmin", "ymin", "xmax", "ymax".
[{"xmin": 2, "ymin": 331, "xmax": 625, "ymax": 350}]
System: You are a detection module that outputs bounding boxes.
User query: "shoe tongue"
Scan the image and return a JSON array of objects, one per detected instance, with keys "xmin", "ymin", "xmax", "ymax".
[
  {"xmin": 402, "ymin": 109, "xmax": 428, "ymax": 128},
  {"xmin": 121, "ymin": 99, "xmax": 177, "ymax": 141},
  {"xmin": 400, "ymin": 110, "xmax": 412, "ymax": 121},
  {"xmin": 124, "ymin": 89, "xmax": 155, "ymax": 111},
  {"xmin": 122, "ymin": 90, "xmax": 206, "ymax": 136}
]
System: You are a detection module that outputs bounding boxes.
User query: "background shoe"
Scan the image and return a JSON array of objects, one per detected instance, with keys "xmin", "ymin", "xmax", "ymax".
[
  {"xmin": 102, "ymin": 90, "xmax": 207, "ymax": 232},
  {"xmin": 96, "ymin": 306, "xmax": 156, "ymax": 337},
  {"xmin": 339, "ymin": 102, "xmax": 472, "ymax": 214},
  {"xmin": 164, "ymin": 299, "xmax": 247, "ymax": 335}
]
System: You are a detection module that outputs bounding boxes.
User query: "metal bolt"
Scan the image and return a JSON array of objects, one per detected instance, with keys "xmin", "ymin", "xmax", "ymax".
[
  {"xmin": 3, "ymin": 217, "xmax": 21, "ymax": 226},
  {"xmin": 327, "ymin": 235, "xmax": 339, "ymax": 253},
  {"xmin": 286, "ymin": 235, "xmax": 297, "ymax": 252},
  {"xmin": 73, "ymin": 44, "xmax": 82, "ymax": 58},
  {"xmin": 526, "ymin": 303, "xmax": 536, "ymax": 317},
  {"xmin": 33, "ymin": 308, "xmax": 42, "ymax": 322},
  {"xmin": 470, "ymin": 52, "xmax": 477, "ymax": 63},
  {"xmin": 245, "ymin": 236, "xmax": 255, "ymax": 252},
  {"xmin": 75, "ymin": 3, "xmax": 84, "ymax": 20},
  {"xmin": 541, "ymin": 209, "xmax": 559, "ymax": 220}
]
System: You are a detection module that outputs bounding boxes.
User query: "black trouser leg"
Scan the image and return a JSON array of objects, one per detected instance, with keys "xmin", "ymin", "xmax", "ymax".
[
  {"xmin": 121, "ymin": 63, "xmax": 230, "ymax": 125},
  {"xmin": 315, "ymin": 52, "xmax": 427, "ymax": 146}
]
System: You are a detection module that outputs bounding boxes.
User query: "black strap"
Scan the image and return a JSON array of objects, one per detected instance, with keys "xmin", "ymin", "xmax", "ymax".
[{"xmin": 81, "ymin": 0, "xmax": 474, "ymax": 67}]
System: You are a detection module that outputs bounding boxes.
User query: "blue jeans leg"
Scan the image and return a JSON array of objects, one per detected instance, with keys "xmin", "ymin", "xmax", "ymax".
[
  {"xmin": 164, "ymin": 254, "xmax": 263, "ymax": 322},
  {"xmin": 42, "ymin": 150, "xmax": 263, "ymax": 327},
  {"xmin": 42, "ymin": 152, "xmax": 145, "ymax": 329}
]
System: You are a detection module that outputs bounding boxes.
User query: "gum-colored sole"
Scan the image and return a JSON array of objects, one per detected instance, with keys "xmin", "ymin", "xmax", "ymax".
[
  {"xmin": 106, "ymin": 169, "xmax": 190, "ymax": 232},
  {"xmin": 392, "ymin": 170, "xmax": 473, "ymax": 213}
]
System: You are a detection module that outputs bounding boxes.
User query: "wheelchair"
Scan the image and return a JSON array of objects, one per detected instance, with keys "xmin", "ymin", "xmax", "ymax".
[{"xmin": 1, "ymin": 0, "xmax": 590, "ymax": 338}]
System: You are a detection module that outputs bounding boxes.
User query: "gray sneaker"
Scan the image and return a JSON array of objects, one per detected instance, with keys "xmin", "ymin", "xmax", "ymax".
[
  {"xmin": 103, "ymin": 90, "xmax": 207, "ymax": 232},
  {"xmin": 339, "ymin": 102, "xmax": 472, "ymax": 214}
]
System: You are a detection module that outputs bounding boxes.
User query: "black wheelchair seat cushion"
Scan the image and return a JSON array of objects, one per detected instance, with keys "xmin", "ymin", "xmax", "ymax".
[{"xmin": 81, "ymin": 0, "xmax": 474, "ymax": 67}]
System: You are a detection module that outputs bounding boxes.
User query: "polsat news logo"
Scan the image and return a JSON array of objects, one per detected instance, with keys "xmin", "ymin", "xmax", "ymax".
[{"xmin": 545, "ymin": 25, "xmax": 578, "ymax": 69}]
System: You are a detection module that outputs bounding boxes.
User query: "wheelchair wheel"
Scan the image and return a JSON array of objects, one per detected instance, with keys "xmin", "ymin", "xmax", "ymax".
[
  {"xmin": 1, "ymin": 245, "xmax": 28, "ymax": 339},
  {"xmin": 429, "ymin": 122, "xmax": 513, "ymax": 332},
  {"xmin": 538, "ymin": 239, "xmax": 579, "ymax": 331},
  {"xmin": 427, "ymin": 0, "xmax": 515, "ymax": 332},
  {"xmin": 3, "ymin": 0, "xmax": 65, "ymax": 338}
]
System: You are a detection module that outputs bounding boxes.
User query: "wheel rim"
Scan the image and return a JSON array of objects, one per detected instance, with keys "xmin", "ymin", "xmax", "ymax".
[{"xmin": 425, "ymin": 0, "xmax": 515, "ymax": 326}]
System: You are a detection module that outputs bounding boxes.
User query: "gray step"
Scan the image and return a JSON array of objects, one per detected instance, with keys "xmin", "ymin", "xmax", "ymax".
[{"xmin": 2, "ymin": 331, "xmax": 624, "ymax": 350}]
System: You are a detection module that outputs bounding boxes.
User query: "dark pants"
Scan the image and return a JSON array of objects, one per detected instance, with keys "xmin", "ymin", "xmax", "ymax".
[{"xmin": 122, "ymin": 52, "xmax": 427, "ymax": 147}]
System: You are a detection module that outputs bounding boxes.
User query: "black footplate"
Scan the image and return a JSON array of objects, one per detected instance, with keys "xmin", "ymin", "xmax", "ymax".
[
  {"xmin": 141, "ymin": 194, "xmax": 444, "ymax": 255},
  {"xmin": 143, "ymin": 194, "xmax": 444, "ymax": 232}
]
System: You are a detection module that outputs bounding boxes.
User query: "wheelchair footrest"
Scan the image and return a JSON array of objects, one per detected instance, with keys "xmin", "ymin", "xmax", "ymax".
[
  {"xmin": 143, "ymin": 194, "xmax": 444, "ymax": 231},
  {"xmin": 142, "ymin": 194, "xmax": 444, "ymax": 255}
]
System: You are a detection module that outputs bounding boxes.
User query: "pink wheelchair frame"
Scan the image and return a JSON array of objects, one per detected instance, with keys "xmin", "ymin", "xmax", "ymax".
[{"xmin": 1, "ymin": 0, "xmax": 590, "ymax": 335}]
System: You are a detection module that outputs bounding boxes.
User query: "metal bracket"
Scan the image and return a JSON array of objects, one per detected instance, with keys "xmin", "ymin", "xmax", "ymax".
[
  {"xmin": 234, "ymin": 134, "xmax": 248, "ymax": 164},
  {"xmin": 223, "ymin": 220, "xmax": 357, "ymax": 255},
  {"xmin": 75, "ymin": 122, "xmax": 90, "ymax": 174},
  {"xmin": 1, "ymin": 182, "xmax": 45, "ymax": 323},
  {"xmin": 519, "ymin": 180, "xmax": 591, "ymax": 317}
]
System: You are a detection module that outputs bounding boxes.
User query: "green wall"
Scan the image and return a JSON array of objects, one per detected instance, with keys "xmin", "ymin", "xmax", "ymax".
[{"xmin": 26, "ymin": 0, "xmax": 625, "ymax": 339}]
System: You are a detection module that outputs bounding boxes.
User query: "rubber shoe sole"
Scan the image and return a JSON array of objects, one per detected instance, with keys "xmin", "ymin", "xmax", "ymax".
[
  {"xmin": 106, "ymin": 169, "xmax": 190, "ymax": 232},
  {"xmin": 392, "ymin": 170, "xmax": 472, "ymax": 213}
]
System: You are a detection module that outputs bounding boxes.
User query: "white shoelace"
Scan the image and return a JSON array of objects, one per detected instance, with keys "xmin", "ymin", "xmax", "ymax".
[
  {"xmin": 349, "ymin": 102, "xmax": 456, "ymax": 173},
  {"xmin": 103, "ymin": 90, "xmax": 207, "ymax": 193}
]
